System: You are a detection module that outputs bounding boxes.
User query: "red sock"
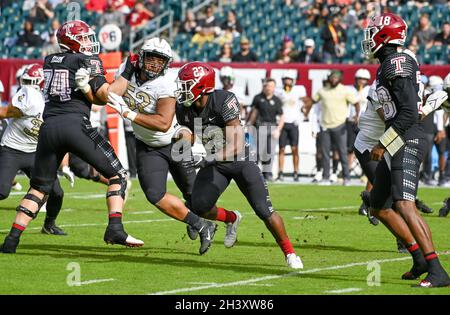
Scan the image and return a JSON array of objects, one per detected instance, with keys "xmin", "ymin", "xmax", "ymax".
[
  {"xmin": 215, "ymin": 208, "xmax": 237, "ymax": 223},
  {"xmin": 424, "ymin": 251, "xmax": 438, "ymax": 261},
  {"xmin": 277, "ymin": 238, "xmax": 295, "ymax": 256},
  {"xmin": 407, "ymin": 243, "xmax": 419, "ymax": 253},
  {"xmin": 108, "ymin": 212, "xmax": 122, "ymax": 224}
]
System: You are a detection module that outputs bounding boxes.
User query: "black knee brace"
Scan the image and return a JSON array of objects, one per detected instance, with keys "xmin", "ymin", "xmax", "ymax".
[
  {"xmin": 16, "ymin": 193, "xmax": 48, "ymax": 220},
  {"xmin": 106, "ymin": 175, "xmax": 127, "ymax": 200}
]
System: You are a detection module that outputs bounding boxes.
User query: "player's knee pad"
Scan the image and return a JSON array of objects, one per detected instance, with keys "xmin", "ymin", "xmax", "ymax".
[
  {"xmin": 106, "ymin": 175, "xmax": 127, "ymax": 200},
  {"xmin": 16, "ymin": 191, "xmax": 48, "ymax": 220},
  {"xmin": 144, "ymin": 189, "xmax": 165, "ymax": 205}
]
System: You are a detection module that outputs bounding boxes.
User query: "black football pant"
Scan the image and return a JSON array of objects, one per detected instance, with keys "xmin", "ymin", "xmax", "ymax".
[
  {"xmin": 191, "ymin": 161, "xmax": 274, "ymax": 220},
  {"xmin": 31, "ymin": 113, "xmax": 125, "ymax": 193}
]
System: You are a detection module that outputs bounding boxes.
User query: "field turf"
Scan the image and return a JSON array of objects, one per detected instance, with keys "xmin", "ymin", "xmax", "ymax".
[{"xmin": 0, "ymin": 177, "xmax": 449, "ymax": 295}]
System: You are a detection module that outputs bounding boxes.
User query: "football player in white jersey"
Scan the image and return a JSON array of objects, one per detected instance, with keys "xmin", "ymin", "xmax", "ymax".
[
  {"xmin": 0, "ymin": 64, "xmax": 66, "ymax": 236},
  {"xmin": 104, "ymin": 38, "xmax": 240, "ymax": 255},
  {"xmin": 275, "ymin": 73, "xmax": 307, "ymax": 182}
]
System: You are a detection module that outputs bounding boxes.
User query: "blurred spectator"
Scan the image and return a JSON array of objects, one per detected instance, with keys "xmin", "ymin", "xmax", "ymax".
[
  {"xmin": 410, "ymin": 14, "xmax": 436, "ymax": 49},
  {"xmin": 85, "ymin": 0, "xmax": 107, "ymax": 12},
  {"xmin": 433, "ymin": 22, "xmax": 450, "ymax": 46},
  {"xmin": 216, "ymin": 43, "xmax": 233, "ymax": 62},
  {"xmin": 145, "ymin": 0, "xmax": 159, "ymax": 17},
  {"xmin": 274, "ymin": 35, "xmax": 299, "ymax": 64},
  {"xmin": 215, "ymin": 26, "xmax": 234, "ymax": 46},
  {"xmin": 100, "ymin": 1, "xmax": 126, "ymax": 27},
  {"xmin": 219, "ymin": 66, "xmax": 246, "ymax": 119},
  {"xmin": 220, "ymin": 10, "xmax": 242, "ymax": 35},
  {"xmin": 110, "ymin": 0, "xmax": 134, "ymax": 14},
  {"xmin": 341, "ymin": 5, "xmax": 357, "ymax": 29},
  {"xmin": 321, "ymin": 15, "xmax": 347, "ymax": 63},
  {"xmin": 41, "ymin": 32, "xmax": 61, "ymax": 57},
  {"xmin": 17, "ymin": 20, "xmax": 44, "ymax": 48},
  {"xmin": 41, "ymin": 18, "xmax": 61, "ymax": 43},
  {"xmin": 28, "ymin": 0, "xmax": 55, "ymax": 24},
  {"xmin": 179, "ymin": 10, "xmax": 197, "ymax": 34},
  {"xmin": 297, "ymin": 38, "xmax": 322, "ymax": 63},
  {"xmin": 128, "ymin": 1, "xmax": 154, "ymax": 31},
  {"xmin": 191, "ymin": 5, "xmax": 220, "ymax": 46},
  {"xmin": 232, "ymin": 37, "xmax": 258, "ymax": 62}
]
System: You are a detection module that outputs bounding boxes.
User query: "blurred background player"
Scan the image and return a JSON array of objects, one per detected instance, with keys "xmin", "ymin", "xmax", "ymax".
[
  {"xmin": 0, "ymin": 64, "xmax": 66, "ymax": 236},
  {"xmin": 275, "ymin": 73, "xmax": 307, "ymax": 181},
  {"xmin": 421, "ymin": 75, "xmax": 447, "ymax": 186}
]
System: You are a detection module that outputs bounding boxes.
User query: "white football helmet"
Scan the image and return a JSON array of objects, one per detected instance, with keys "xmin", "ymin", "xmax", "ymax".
[
  {"xmin": 355, "ymin": 68, "xmax": 371, "ymax": 80},
  {"xmin": 428, "ymin": 75, "xmax": 443, "ymax": 93},
  {"xmin": 138, "ymin": 37, "xmax": 173, "ymax": 80}
]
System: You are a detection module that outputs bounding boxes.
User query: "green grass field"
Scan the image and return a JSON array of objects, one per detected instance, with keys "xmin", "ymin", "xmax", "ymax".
[{"xmin": 0, "ymin": 177, "xmax": 449, "ymax": 295}]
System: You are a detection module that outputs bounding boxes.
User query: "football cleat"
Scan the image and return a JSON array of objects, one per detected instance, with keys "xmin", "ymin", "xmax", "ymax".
[
  {"xmin": 104, "ymin": 223, "xmax": 144, "ymax": 247},
  {"xmin": 41, "ymin": 223, "xmax": 67, "ymax": 236},
  {"xmin": 438, "ymin": 198, "xmax": 449, "ymax": 217},
  {"xmin": 358, "ymin": 202, "xmax": 368, "ymax": 216},
  {"xmin": 186, "ymin": 224, "xmax": 199, "ymax": 240},
  {"xmin": 224, "ymin": 211, "xmax": 242, "ymax": 248},
  {"xmin": 198, "ymin": 220, "xmax": 217, "ymax": 255},
  {"xmin": 415, "ymin": 199, "xmax": 433, "ymax": 214},
  {"xmin": 402, "ymin": 260, "xmax": 428, "ymax": 280},
  {"xmin": 415, "ymin": 271, "xmax": 450, "ymax": 288},
  {"xmin": 286, "ymin": 253, "xmax": 304, "ymax": 269},
  {"xmin": 0, "ymin": 236, "xmax": 20, "ymax": 254}
]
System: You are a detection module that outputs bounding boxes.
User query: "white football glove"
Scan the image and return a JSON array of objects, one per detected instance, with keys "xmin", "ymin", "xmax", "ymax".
[
  {"xmin": 75, "ymin": 68, "xmax": 91, "ymax": 94},
  {"xmin": 420, "ymin": 90, "xmax": 449, "ymax": 116},
  {"xmin": 61, "ymin": 166, "xmax": 75, "ymax": 188},
  {"xmin": 107, "ymin": 92, "xmax": 137, "ymax": 121}
]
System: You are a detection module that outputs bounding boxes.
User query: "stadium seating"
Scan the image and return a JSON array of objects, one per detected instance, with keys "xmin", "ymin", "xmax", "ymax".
[{"xmin": 0, "ymin": 0, "xmax": 448, "ymax": 64}]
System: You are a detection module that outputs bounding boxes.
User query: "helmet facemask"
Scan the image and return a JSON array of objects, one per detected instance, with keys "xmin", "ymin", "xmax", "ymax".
[
  {"xmin": 74, "ymin": 31, "xmax": 100, "ymax": 55},
  {"xmin": 139, "ymin": 50, "xmax": 171, "ymax": 80},
  {"xmin": 361, "ymin": 25, "xmax": 388, "ymax": 58},
  {"xmin": 175, "ymin": 78, "xmax": 201, "ymax": 107}
]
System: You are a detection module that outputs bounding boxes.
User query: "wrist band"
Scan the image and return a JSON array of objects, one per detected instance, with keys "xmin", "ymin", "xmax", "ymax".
[
  {"xmin": 125, "ymin": 111, "xmax": 137, "ymax": 122},
  {"xmin": 379, "ymin": 126, "xmax": 405, "ymax": 156}
]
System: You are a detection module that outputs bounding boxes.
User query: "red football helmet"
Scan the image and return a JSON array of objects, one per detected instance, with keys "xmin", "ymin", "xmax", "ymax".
[
  {"xmin": 361, "ymin": 13, "xmax": 407, "ymax": 57},
  {"xmin": 20, "ymin": 63, "xmax": 44, "ymax": 90},
  {"xmin": 175, "ymin": 62, "xmax": 215, "ymax": 106},
  {"xmin": 56, "ymin": 20, "xmax": 100, "ymax": 55}
]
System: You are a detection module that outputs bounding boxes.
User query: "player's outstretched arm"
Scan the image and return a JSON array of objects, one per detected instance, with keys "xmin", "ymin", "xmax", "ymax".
[{"xmin": 0, "ymin": 104, "xmax": 23, "ymax": 119}]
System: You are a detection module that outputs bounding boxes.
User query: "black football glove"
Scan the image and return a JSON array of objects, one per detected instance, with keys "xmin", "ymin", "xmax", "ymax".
[
  {"xmin": 182, "ymin": 156, "xmax": 216, "ymax": 169},
  {"xmin": 121, "ymin": 53, "xmax": 139, "ymax": 81}
]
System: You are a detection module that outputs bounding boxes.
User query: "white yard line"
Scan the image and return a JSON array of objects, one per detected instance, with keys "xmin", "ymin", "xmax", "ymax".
[
  {"xmin": 148, "ymin": 253, "xmax": 449, "ymax": 295},
  {"xmin": 325, "ymin": 288, "xmax": 362, "ymax": 294},
  {"xmin": 79, "ymin": 278, "xmax": 115, "ymax": 286},
  {"xmin": 128, "ymin": 211, "xmax": 155, "ymax": 215},
  {"xmin": 0, "ymin": 218, "xmax": 174, "ymax": 233}
]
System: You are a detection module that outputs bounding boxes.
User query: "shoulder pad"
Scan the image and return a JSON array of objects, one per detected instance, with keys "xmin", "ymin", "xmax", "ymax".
[{"xmin": 381, "ymin": 52, "xmax": 417, "ymax": 81}]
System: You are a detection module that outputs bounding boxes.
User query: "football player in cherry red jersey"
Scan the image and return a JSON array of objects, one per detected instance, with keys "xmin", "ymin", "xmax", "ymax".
[
  {"xmin": 173, "ymin": 62, "xmax": 303, "ymax": 269},
  {"xmin": 1, "ymin": 20, "xmax": 144, "ymax": 253},
  {"xmin": 0, "ymin": 64, "xmax": 66, "ymax": 236},
  {"xmin": 362, "ymin": 13, "xmax": 449, "ymax": 287}
]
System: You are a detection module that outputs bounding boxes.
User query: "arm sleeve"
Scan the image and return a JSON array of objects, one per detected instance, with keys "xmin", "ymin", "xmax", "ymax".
[
  {"xmin": 89, "ymin": 76, "xmax": 108, "ymax": 94},
  {"xmin": 222, "ymin": 94, "xmax": 240, "ymax": 123},
  {"xmin": 388, "ymin": 77, "xmax": 419, "ymax": 137}
]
